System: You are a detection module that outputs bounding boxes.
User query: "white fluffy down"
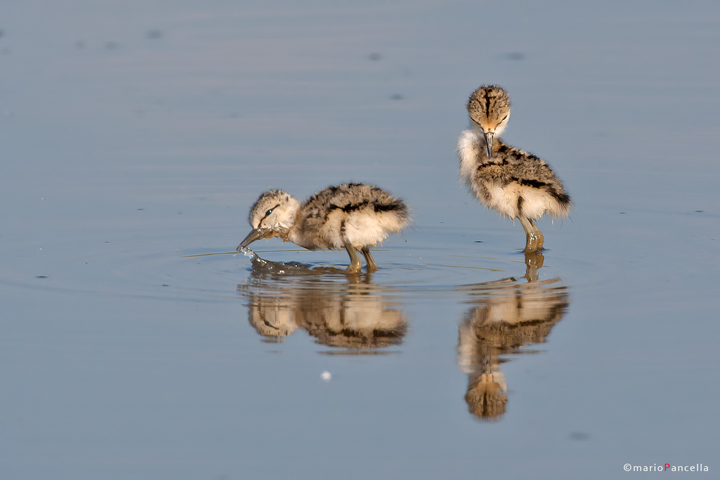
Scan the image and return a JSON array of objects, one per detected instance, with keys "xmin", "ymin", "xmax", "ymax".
[
  {"xmin": 487, "ymin": 184, "xmax": 561, "ymax": 220},
  {"xmin": 325, "ymin": 210, "xmax": 402, "ymax": 248},
  {"xmin": 287, "ymin": 209, "xmax": 406, "ymax": 250},
  {"xmin": 344, "ymin": 211, "xmax": 396, "ymax": 246},
  {"xmin": 457, "ymin": 129, "xmax": 481, "ymax": 185},
  {"xmin": 458, "ymin": 129, "xmax": 567, "ymax": 220}
]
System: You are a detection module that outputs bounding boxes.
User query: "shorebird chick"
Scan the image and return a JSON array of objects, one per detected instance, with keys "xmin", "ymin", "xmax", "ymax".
[
  {"xmin": 458, "ymin": 85, "xmax": 571, "ymax": 252},
  {"xmin": 237, "ymin": 183, "xmax": 410, "ymax": 273}
]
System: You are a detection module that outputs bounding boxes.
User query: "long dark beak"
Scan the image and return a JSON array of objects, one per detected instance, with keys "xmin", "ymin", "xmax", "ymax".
[
  {"xmin": 237, "ymin": 228, "xmax": 267, "ymax": 251},
  {"xmin": 483, "ymin": 131, "xmax": 494, "ymax": 157}
]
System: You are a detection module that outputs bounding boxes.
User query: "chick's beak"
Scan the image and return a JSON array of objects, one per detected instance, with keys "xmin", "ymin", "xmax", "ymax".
[
  {"xmin": 483, "ymin": 131, "xmax": 494, "ymax": 157},
  {"xmin": 237, "ymin": 228, "xmax": 269, "ymax": 251}
]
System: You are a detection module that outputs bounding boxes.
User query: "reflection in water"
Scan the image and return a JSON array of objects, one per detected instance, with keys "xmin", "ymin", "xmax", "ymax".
[
  {"xmin": 457, "ymin": 252, "xmax": 569, "ymax": 421},
  {"xmin": 237, "ymin": 257, "xmax": 407, "ymax": 352}
]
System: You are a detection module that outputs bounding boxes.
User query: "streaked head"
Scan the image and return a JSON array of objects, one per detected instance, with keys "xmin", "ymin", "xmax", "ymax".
[
  {"xmin": 467, "ymin": 85, "xmax": 511, "ymax": 157},
  {"xmin": 237, "ymin": 190, "xmax": 300, "ymax": 250}
]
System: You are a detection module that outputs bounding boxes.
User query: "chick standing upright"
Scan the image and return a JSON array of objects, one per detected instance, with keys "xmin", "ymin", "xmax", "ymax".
[{"xmin": 457, "ymin": 85, "xmax": 571, "ymax": 252}]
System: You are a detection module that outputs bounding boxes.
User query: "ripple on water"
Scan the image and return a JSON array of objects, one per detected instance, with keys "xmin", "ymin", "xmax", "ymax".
[
  {"xmin": 0, "ymin": 225, "xmax": 588, "ymax": 305},
  {"xmin": 1, "ymin": 224, "xmax": 575, "ymax": 418}
]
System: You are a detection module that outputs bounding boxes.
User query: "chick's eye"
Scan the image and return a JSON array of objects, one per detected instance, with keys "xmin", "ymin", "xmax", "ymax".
[{"xmin": 265, "ymin": 209, "xmax": 274, "ymax": 216}]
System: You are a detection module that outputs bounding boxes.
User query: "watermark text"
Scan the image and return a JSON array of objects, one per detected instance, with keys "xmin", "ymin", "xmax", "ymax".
[{"xmin": 624, "ymin": 463, "xmax": 709, "ymax": 473}]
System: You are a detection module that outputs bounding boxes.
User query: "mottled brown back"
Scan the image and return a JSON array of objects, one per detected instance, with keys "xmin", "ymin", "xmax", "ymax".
[{"xmin": 297, "ymin": 183, "xmax": 409, "ymax": 235}]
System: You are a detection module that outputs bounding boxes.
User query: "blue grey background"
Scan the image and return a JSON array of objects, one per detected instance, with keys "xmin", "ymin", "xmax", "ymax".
[{"xmin": 1, "ymin": 1, "xmax": 719, "ymax": 478}]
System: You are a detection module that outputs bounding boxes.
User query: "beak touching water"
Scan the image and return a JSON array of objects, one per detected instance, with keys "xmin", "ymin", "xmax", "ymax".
[
  {"xmin": 483, "ymin": 131, "xmax": 494, "ymax": 157},
  {"xmin": 237, "ymin": 228, "xmax": 270, "ymax": 251}
]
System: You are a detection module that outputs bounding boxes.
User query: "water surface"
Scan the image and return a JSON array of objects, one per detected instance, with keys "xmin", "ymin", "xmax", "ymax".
[{"xmin": 2, "ymin": 1, "xmax": 719, "ymax": 479}]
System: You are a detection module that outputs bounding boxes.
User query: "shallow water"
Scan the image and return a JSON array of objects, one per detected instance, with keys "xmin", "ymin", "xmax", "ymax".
[{"xmin": 2, "ymin": 1, "xmax": 720, "ymax": 478}]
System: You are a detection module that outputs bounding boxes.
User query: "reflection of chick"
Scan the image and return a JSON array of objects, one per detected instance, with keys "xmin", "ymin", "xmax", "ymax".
[
  {"xmin": 465, "ymin": 372, "xmax": 508, "ymax": 421},
  {"xmin": 458, "ymin": 313, "xmax": 509, "ymax": 420},
  {"xmin": 247, "ymin": 296, "xmax": 299, "ymax": 340},
  {"xmin": 297, "ymin": 288, "xmax": 407, "ymax": 348},
  {"xmin": 457, "ymin": 272, "xmax": 569, "ymax": 421},
  {"xmin": 242, "ymin": 278, "xmax": 407, "ymax": 350}
]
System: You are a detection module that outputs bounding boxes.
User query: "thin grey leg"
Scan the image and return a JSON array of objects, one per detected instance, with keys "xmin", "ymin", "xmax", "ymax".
[
  {"xmin": 344, "ymin": 240, "xmax": 362, "ymax": 274},
  {"xmin": 361, "ymin": 246, "xmax": 378, "ymax": 273},
  {"xmin": 533, "ymin": 222, "xmax": 544, "ymax": 251},
  {"xmin": 518, "ymin": 216, "xmax": 544, "ymax": 252}
]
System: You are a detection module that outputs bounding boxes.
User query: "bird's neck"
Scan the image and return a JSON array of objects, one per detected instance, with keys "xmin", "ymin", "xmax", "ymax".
[{"xmin": 458, "ymin": 129, "xmax": 504, "ymax": 178}]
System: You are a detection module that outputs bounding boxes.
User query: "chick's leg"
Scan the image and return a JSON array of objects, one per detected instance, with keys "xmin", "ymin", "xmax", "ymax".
[{"xmin": 360, "ymin": 246, "xmax": 378, "ymax": 273}]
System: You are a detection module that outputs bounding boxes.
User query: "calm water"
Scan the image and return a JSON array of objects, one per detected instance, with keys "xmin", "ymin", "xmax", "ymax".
[{"xmin": 2, "ymin": 1, "xmax": 719, "ymax": 478}]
